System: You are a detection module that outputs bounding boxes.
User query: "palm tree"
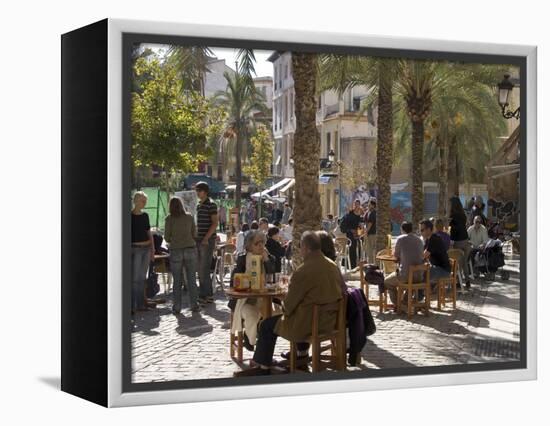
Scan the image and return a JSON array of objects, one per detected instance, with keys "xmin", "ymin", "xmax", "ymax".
[
  {"xmin": 167, "ymin": 46, "xmax": 214, "ymax": 96},
  {"xmin": 291, "ymin": 52, "xmax": 322, "ymax": 266},
  {"xmin": 214, "ymin": 70, "xmax": 266, "ymax": 209},
  {"xmin": 397, "ymin": 59, "xmax": 440, "ymax": 225},
  {"xmin": 394, "ymin": 63, "xmax": 508, "ymax": 217},
  {"xmin": 319, "ymin": 55, "xmax": 398, "ymax": 251}
]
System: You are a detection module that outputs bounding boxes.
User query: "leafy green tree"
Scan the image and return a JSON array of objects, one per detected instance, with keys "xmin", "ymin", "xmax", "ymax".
[
  {"xmin": 244, "ymin": 124, "xmax": 273, "ymax": 187},
  {"xmin": 131, "ymin": 56, "xmax": 225, "ymax": 196},
  {"xmin": 244, "ymin": 124, "xmax": 274, "ymax": 217}
]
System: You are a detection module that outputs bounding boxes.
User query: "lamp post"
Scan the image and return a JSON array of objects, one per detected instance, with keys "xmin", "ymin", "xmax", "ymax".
[
  {"xmin": 497, "ymin": 74, "xmax": 520, "ymax": 120},
  {"xmin": 329, "ymin": 149, "xmax": 343, "ymax": 217}
]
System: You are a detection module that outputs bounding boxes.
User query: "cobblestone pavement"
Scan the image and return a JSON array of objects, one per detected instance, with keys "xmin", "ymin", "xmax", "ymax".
[{"xmin": 131, "ymin": 254, "xmax": 520, "ymax": 383}]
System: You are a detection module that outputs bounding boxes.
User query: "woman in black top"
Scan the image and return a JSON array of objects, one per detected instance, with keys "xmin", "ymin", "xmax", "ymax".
[
  {"xmin": 265, "ymin": 226, "xmax": 286, "ymax": 273},
  {"xmin": 131, "ymin": 191, "xmax": 154, "ymax": 313},
  {"xmin": 449, "ymin": 196, "xmax": 472, "ymax": 288}
]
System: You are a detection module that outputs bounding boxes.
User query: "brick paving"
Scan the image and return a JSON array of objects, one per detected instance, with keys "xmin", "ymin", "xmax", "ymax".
[{"xmin": 131, "ymin": 253, "xmax": 520, "ymax": 383}]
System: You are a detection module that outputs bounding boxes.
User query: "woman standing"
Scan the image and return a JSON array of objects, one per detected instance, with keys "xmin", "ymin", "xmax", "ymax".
[
  {"xmin": 449, "ymin": 196, "xmax": 472, "ymax": 289},
  {"xmin": 131, "ymin": 191, "xmax": 155, "ymax": 313},
  {"xmin": 164, "ymin": 197, "xmax": 200, "ymax": 314},
  {"xmin": 265, "ymin": 226, "xmax": 286, "ymax": 273}
]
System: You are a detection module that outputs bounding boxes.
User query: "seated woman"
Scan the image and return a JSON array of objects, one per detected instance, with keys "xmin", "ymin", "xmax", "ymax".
[
  {"xmin": 229, "ymin": 230, "xmax": 276, "ymax": 351},
  {"xmin": 265, "ymin": 226, "xmax": 286, "ymax": 273}
]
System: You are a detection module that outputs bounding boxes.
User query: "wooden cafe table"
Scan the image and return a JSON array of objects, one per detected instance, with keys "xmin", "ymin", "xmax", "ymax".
[
  {"xmin": 225, "ymin": 285, "xmax": 287, "ymax": 319},
  {"xmin": 226, "ymin": 283, "xmax": 288, "ymax": 363}
]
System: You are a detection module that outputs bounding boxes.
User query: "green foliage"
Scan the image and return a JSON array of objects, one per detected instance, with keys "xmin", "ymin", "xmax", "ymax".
[
  {"xmin": 131, "ymin": 55, "xmax": 226, "ymax": 176},
  {"xmin": 244, "ymin": 124, "xmax": 273, "ymax": 186},
  {"xmin": 393, "ymin": 62, "xmax": 509, "ymax": 182}
]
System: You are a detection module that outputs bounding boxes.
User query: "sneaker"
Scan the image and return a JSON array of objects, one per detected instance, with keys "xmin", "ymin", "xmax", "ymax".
[
  {"xmin": 190, "ymin": 305, "xmax": 201, "ymax": 313},
  {"xmin": 206, "ymin": 296, "xmax": 214, "ymax": 303}
]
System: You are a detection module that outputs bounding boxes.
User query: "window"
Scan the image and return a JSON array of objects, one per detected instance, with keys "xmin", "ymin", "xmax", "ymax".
[
  {"xmin": 334, "ymin": 130, "xmax": 338, "ymax": 159},
  {"xmin": 318, "ymin": 95, "xmax": 322, "ymax": 109},
  {"xmin": 283, "ymin": 94, "xmax": 288, "ymax": 123},
  {"xmin": 285, "ymin": 63, "xmax": 288, "ymax": 79},
  {"xmin": 353, "ymin": 96, "xmax": 361, "ymax": 111},
  {"xmin": 290, "ymin": 92, "xmax": 294, "ymax": 118},
  {"xmin": 326, "ymin": 132, "xmax": 331, "ymax": 156}
]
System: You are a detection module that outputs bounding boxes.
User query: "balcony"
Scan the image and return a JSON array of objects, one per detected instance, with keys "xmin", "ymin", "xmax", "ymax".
[{"xmin": 325, "ymin": 103, "xmax": 340, "ymax": 117}]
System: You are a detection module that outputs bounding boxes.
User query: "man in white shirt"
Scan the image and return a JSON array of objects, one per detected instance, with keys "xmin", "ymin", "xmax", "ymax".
[
  {"xmin": 467, "ymin": 215, "xmax": 490, "ymax": 273},
  {"xmin": 468, "ymin": 216, "xmax": 489, "ymax": 248}
]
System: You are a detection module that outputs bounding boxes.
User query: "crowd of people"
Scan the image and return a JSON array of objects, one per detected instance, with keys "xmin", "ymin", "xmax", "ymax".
[{"xmin": 131, "ymin": 182, "xmax": 498, "ymax": 373}]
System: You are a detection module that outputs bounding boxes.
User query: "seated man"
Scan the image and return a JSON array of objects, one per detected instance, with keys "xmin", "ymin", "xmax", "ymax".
[
  {"xmin": 467, "ymin": 215, "xmax": 490, "ymax": 270},
  {"xmin": 237, "ymin": 231, "xmax": 343, "ymax": 376},
  {"xmin": 383, "ymin": 221, "xmax": 425, "ymax": 305},
  {"xmin": 420, "ymin": 219, "xmax": 451, "ymax": 291}
]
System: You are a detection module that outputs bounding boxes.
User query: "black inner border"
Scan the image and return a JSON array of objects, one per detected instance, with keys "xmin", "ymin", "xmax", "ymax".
[{"xmin": 122, "ymin": 32, "xmax": 527, "ymax": 394}]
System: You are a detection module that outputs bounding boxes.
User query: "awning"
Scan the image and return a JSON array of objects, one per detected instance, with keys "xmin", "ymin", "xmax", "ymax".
[
  {"xmin": 225, "ymin": 184, "xmax": 249, "ymax": 192},
  {"xmin": 488, "ymin": 163, "xmax": 520, "ymax": 179},
  {"xmin": 279, "ymin": 178, "xmax": 295, "ymax": 193},
  {"xmin": 251, "ymin": 177, "xmax": 291, "ymax": 200}
]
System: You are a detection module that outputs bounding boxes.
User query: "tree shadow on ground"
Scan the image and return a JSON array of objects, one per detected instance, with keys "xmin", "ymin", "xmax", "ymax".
[{"xmin": 359, "ymin": 339, "xmax": 418, "ymax": 369}]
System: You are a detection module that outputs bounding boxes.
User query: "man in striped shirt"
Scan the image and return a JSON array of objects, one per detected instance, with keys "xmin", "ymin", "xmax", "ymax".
[{"xmin": 195, "ymin": 181, "xmax": 219, "ymax": 303}]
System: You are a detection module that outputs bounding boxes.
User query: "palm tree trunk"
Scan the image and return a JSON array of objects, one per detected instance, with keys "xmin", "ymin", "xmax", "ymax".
[
  {"xmin": 375, "ymin": 65, "xmax": 393, "ymax": 252},
  {"xmin": 291, "ymin": 52, "xmax": 322, "ymax": 267},
  {"xmin": 447, "ymin": 134, "xmax": 459, "ymax": 198},
  {"xmin": 411, "ymin": 120, "xmax": 424, "ymax": 226},
  {"xmin": 437, "ymin": 135, "xmax": 448, "ymax": 218},
  {"xmin": 235, "ymin": 129, "xmax": 242, "ymax": 209}
]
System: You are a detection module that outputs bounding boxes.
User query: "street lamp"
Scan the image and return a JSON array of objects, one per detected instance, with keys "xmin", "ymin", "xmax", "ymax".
[
  {"xmin": 328, "ymin": 148, "xmax": 335, "ymax": 163},
  {"xmin": 497, "ymin": 74, "xmax": 520, "ymax": 120}
]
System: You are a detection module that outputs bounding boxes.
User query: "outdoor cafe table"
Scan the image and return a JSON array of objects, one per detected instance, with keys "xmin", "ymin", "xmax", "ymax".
[
  {"xmin": 375, "ymin": 253, "xmax": 398, "ymax": 263},
  {"xmin": 225, "ymin": 286, "xmax": 287, "ymax": 319},
  {"xmin": 226, "ymin": 285, "xmax": 288, "ymax": 365}
]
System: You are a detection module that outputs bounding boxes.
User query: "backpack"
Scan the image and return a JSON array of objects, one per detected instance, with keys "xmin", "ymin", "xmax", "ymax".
[{"xmin": 363, "ymin": 264, "xmax": 385, "ymax": 293}]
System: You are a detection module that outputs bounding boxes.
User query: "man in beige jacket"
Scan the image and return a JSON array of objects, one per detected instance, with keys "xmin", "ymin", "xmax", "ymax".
[{"xmin": 239, "ymin": 230, "xmax": 343, "ymax": 376}]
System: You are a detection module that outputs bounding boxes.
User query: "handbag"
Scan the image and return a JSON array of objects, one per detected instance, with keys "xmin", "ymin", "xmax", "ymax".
[{"xmin": 146, "ymin": 261, "xmax": 160, "ymax": 299}]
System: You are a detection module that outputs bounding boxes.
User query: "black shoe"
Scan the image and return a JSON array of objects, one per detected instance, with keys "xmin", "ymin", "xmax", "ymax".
[
  {"xmin": 465, "ymin": 280, "xmax": 471, "ymax": 290},
  {"xmin": 281, "ymin": 351, "xmax": 308, "ymax": 360},
  {"xmin": 243, "ymin": 332, "xmax": 255, "ymax": 352},
  {"xmin": 233, "ymin": 367, "xmax": 270, "ymax": 377}
]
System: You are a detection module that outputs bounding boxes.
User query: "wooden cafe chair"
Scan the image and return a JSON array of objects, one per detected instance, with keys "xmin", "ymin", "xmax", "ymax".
[
  {"xmin": 396, "ymin": 263, "xmax": 431, "ymax": 319},
  {"xmin": 289, "ymin": 297, "xmax": 347, "ymax": 373}
]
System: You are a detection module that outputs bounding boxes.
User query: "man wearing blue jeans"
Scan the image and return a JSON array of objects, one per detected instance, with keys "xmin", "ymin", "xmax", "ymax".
[
  {"xmin": 195, "ymin": 181, "xmax": 218, "ymax": 304},
  {"xmin": 420, "ymin": 219, "xmax": 451, "ymax": 299}
]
